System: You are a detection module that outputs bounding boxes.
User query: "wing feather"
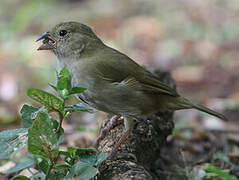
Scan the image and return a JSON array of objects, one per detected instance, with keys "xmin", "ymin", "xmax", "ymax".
[{"xmin": 93, "ymin": 49, "xmax": 179, "ymax": 97}]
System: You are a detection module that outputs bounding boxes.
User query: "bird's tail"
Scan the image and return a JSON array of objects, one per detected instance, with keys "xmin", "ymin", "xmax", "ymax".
[{"xmin": 176, "ymin": 97, "xmax": 228, "ymax": 121}]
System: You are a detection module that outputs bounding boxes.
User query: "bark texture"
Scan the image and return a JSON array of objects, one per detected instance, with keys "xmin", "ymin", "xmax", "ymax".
[{"xmin": 97, "ymin": 70, "xmax": 176, "ymax": 180}]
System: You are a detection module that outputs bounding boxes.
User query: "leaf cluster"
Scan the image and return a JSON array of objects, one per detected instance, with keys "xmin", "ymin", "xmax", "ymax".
[{"xmin": 0, "ymin": 67, "xmax": 105, "ymax": 180}]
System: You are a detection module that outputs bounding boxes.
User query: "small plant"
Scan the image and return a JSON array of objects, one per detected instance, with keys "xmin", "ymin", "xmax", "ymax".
[
  {"xmin": 0, "ymin": 66, "xmax": 106, "ymax": 180},
  {"xmin": 204, "ymin": 164, "xmax": 238, "ymax": 180}
]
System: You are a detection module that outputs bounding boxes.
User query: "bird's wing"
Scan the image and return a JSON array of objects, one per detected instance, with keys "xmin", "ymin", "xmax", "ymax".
[
  {"xmin": 94, "ymin": 51, "xmax": 179, "ymax": 97},
  {"xmin": 138, "ymin": 71, "xmax": 179, "ymax": 96}
]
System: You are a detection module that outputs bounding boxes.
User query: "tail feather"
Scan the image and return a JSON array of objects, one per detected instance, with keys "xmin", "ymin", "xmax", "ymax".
[
  {"xmin": 192, "ymin": 104, "xmax": 228, "ymax": 121},
  {"xmin": 177, "ymin": 97, "xmax": 228, "ymax": 121}
]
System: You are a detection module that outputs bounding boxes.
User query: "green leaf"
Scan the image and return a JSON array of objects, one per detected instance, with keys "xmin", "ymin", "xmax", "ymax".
[
  {"xmin": 95, "ymin": 153, "xmax": 107, "ymax": 166},
  {"xmin": 65, "ymin": 104, "xmax": 93, "ymax": 113},
  {"xmin": 55, "ymin": 163, "xmax": 71, "ymax": 169},
  {"xmin": 49, "ymin": 84, "xmax": 57, "ymax": 92},
  {"xmin": 55, "ymin": 67, "xmax": 87, "ymax": 99},
  {"xmin": 77, "ymin": 153, "xmax": 107, "ymax": 168},
  {"xmin": 27, "ymin": 88, "xmax": 64, "ymax": 112},
  {"xmin": 48, "ymin": 67, "xmax": 74, "ymax": 99},
  {"xmin": 57, "ymin": 66, "xmax": 72, "ymax": 91},
  {"xmin": 205, "ymin": 165, "xmax": 238, "ymax": 180},
  {"xmin": 58, "ymin": 89, "xmax": 70, "ymax": 100},
  {"xmin": 59, "ymin": 148, "xmax": 96, "ymax": 167},
  {"xmin": 63, "ymin": 147, "xmax": 95, "ymax": 156},
  {"xmin": 20, "ymin": 105, "xmax": 46, "ymax": 128},
  {"xmin": 70, "ymin": 87, "xmax": 86, "ymax": 95},
  {"xmin": 79, "ymin": 154, "xmax": 98, "ymax": 166},
  {"xmin": 28, "ymin": 112, "xmax": 61, "ymax": 159},
  {"xmin": 4, "ymin": 158, "xmax": 34, "ymax": 174},
  {"xmin": 11, "ymin": 176, "xmax": 30, "ymax": 180},
  {"xmin": 0, "ymin": 128, "xmax": 28, "ymax": 159},
  {"xmin": 66, "ymin": 161, "xmax": 98, "ymax": 180},
  {"xmin": 35, "ymin": 157, "xmax": 49, "ymax": 174}
]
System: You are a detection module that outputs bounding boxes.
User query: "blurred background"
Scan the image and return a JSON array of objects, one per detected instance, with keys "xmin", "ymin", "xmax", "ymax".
[
  {"xmin": 1, "ymin": 0, "xmax": 239, "ymax": 129},
  {"xmin": 1, "ymin": 0, "xmax": 239, "ymax": 178}
]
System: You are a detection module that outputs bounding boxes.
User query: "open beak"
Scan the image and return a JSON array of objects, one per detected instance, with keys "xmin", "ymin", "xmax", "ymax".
[{"xmin": 36, "ymin": 31, "xmax": 56, "ymax": 50}]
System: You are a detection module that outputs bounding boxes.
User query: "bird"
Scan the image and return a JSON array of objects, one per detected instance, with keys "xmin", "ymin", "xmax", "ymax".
[{"xmin": 36, "ymin": 21, "xmax": 227, "ymax": 157}]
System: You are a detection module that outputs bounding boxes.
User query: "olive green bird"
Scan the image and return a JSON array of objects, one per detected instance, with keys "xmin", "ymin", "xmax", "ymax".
[{"xmin": 36, "ymin": 21, "xmax": 227, "ymax": 157}]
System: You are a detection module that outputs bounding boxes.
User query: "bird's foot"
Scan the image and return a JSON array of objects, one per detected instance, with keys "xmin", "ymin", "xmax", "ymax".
[{"xmin": 94, "ymin": 115, "xmax": 122, "ymax": 149}]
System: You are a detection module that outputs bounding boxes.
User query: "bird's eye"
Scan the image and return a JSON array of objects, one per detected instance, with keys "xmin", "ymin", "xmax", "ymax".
[{"xmin": 59, "ymin": 30, "xmax": 67, "ymax": 36}]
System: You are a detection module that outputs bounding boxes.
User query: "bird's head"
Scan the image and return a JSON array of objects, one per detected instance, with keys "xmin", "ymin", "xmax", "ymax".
[{"xmin": 36, "ymin": 22, "xmax": 102, "ymax": 58}]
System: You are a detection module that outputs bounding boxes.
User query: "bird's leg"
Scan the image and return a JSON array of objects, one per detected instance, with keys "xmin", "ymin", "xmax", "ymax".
[
  {"xmin": 94, "ymin": 115, "xmax": 121, "ymax": 148},
  {"xmin": 108, "ymin": 117, "xmax": 135, "ymax": 159}
]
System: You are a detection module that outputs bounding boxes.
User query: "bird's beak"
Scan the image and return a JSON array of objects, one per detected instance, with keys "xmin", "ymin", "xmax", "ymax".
[{"xmin": 36, "ymin": 31, "xmax": 56, "ymax": 50}]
